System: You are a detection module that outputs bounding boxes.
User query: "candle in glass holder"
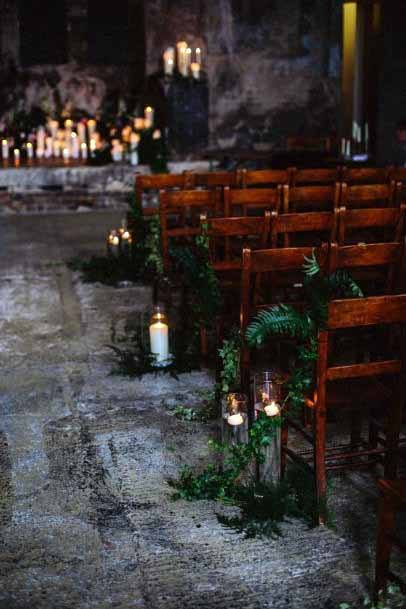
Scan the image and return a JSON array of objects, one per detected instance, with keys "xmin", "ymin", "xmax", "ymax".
[
  {"xmin": 191, "ymin": 62, "xmax": 200, "ymax": 80},
  {"xmin": 163, "ymin": 47, "xmax": 175, "ymax": 75},
  {"xmin": 13, "ymin": 148, "xmax": 20, "ymax": 167},
  {"xmin": 264, "ymin": 401, "xmax": 281, "ymax": 417},
  {"xmin": 107, "ymin": 230, "xmax": 120, "ymax": 257},
  {"xmin": 2, "ymin": 139, "xmax": 9, "ymax": 160},
  {"xmin": 144, "ymin": 106, "xmax": 154, "ymax": 129},
  {"xmin": 149, "ymin": 306, "xmax": 169, "ymax": 364}
]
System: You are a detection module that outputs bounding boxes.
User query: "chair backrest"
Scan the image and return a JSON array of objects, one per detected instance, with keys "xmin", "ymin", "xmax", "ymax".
[
  {"xmin": 341, "ymin": 167, "xmax": 390, "ymax": 185},
  {"xmin": 202, "ymin": 213, "xmax": 271, "ymax": 271},
  {"xmin": 336, "ymin": 205, "xmax": 406, "ymax": 245},
  {"xmin": 286, "ymin": 136, "xmax": 331, "ymax": 153},
  {"xmin": 389, "ymin": 167, "xmax": 406, "ymax": 184},
  {"xmin": 223, "ymin": 186, "xmax": 282, "ymax": 217},
  {"xmin": 328, "ymin": 240, "xmax": 406, "ymax": 294},
  {"xmin": 237, "ymin": 168, "xmax": 290, "ymax": 188},
  {"xmin": 283, "ymin": 183, "xmax": 341, "ymax": 213},
  {"xmin": 135, "ymin": 173, "xmax": 189, "ymax": 215},
  {"xmin": 192, "ymin": 171, "xmax": 238, "ymax": 187},
  {"xmin": 316, "ymin": 295, "xmax": 406, "ymax": 387},
  {"xmin": 270, "ymin": 209, "xmax": 339, "ymax": 248},
  {"xmin": 290, "ymin": 167, "xmax": 342, "ymax": 186},
  {"xmin": 240, "ymin": 245, "xmax": 328, "ymax": 330},
  {"xmin": 159, "ymin": 189, "xmax": 221, "ymax": 272},
  {"xmin": 341, "ymin": 182, "xmax": 396, "ymax": 209}
]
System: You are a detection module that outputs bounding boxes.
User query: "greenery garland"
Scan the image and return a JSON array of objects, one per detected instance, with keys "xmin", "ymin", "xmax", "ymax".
[{"xmin": 339, "ymin": 585, "xmax": 406, "ymax": 609}]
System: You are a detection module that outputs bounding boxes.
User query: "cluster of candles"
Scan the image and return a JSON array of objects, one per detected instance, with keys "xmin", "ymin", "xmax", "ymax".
[
  {"xmin": 341, "ymin": 121, "xmax": 369, "ymax": 158},
  {"xmin": 163, "ymin": 42, "xmax": 203, "ymax": 79},
  {"xmin": 107, "ymin": 221, "xmax": 133, "ymax": 256},
  {"xmin": 1, "ymin": 106, "xmax": 158, "ymax": 167}
]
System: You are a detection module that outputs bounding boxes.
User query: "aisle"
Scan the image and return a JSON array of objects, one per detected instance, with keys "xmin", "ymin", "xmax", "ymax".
[{"xmin": 0, "ymin": 212, "xmax": 365, "ymax": 609}]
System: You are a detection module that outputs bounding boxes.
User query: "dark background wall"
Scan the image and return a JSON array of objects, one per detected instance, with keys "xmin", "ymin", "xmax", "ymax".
[{"xmin": 0, "ymin": 0, "xmax": 342, "ymax": 152}]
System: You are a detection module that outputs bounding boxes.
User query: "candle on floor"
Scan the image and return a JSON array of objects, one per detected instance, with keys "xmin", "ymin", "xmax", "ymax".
[
  {"xmin": 191, "ymin": 62, "xmax": 200, "ymax": 80},
  {"xmin": 144, "ymin": 106, "xmax": 154, "ymax": 129},
  {"xmin": 223, "ymin": 394, "xmax": 248, "ymax": 444},
  {"xmin": 36, "ymin": 127, "xmax": 46, "ymax": 159},
  {"xmin": 13, "ymin": 148, "xmax": 20, "ymax": 167},
  {"xmin": 163, "ymin": 47, "xmax": 175, "ymax": 75},
  {"xmin": 186, "ymin": 47, "xmax": 192, "ymax": 75},
  {"xmin": 107, "ymin": 230, "xmax": 120, "ymax": 257},
  {"xmin": 264, "ymin": 401, "xmax": 281, "ymax": 417},
  {"xmin": 2, "ymin": 139, "xmax": 9, "ymax": 160},
  {"xmin": 149, "ymin": 306, "xmax": 169, "ymax": 364}
]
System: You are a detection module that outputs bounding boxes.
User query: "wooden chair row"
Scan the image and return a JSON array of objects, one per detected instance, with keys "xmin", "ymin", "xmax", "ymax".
[{"xmin": 136, "ymin": 166, "xmax": 406, "ymax": 215}]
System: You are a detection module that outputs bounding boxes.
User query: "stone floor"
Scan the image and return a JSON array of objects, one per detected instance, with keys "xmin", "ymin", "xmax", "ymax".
[{"xmin": 0, "ymin": 211, "xmax": 404, "ymax": 609}]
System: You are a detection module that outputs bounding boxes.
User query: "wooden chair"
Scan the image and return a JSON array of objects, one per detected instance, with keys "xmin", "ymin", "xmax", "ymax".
[
  {"xmin": 240, "ymin": 246, "xmax": 329, "ymax": 423},
  {"xmin": 336, "ymin": 205, "xmax": 406, "ymax": 246},
  {"xmin": 159, "ymin": 189, "xmax": 221, "ymax": 272},
  {"xmin": 282, "ymin": 294, "xmax": 406, "ymax": 522},
  {"xmin": 270, "ymin": 208, "xmax": 339, "ymax": 249},
  {"xmin": 375, "ymin": 479, "xmax": 406, "ymax": 594},
  {"xmin": 389, "ymin": 167, "xmax": 406, "ymax": 184},
  {"xmin": 237, "ymin": 168, "xmax": 291, "ymax": 189},
  {"xmin": 192, "ymin": 170, "xmax": 238, "ymax": 188},
  {"xmin": 286, "ymin": 136, "xmax": 332, "ymax": 153},
  {"xmin": 341, "ymin": 182, "xmax": 396, "ymax": 209},
  {"xmin": 223, "ymin": 186, "xmax": 282, "ymax": 217},
  {"xmin": 341, "ymin": 167, "xmax": 391, "ymax": 185},
  {"xmin": 283, "ymin": 183, "xmax": 341, "ymax": 213},
  {"xmin": 135, "ymin": 173, "xmax": 190, "ymax": 216},
  {"xmin": 290, "ymin": 167, "xmax": 342, "ymax": 186}
]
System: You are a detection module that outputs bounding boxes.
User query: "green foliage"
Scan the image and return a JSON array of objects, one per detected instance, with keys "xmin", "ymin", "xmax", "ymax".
[
  {"xmin": 339, "ymin": 585, "xmax": 406, "ymax": 609},
  {"xmin": 67, "ymin": 252, "xmax": 139, "ymax": 286},
  {"xmin": 143, "ymin": 215, "xmax": 164, "ymax": 276},
  {"xmin": 171, "ymin": 223, "xmax": 222, "ymax": 328},
  {"xmin": 218, "ymin": 329, "xmax": 241, "ymax": 394},
  {"xmin": 246, "ymin": 250, "xmax": 364, "ymax": 414},
  {"xmin": 172, "ymin": 397, "xmax": 218, "ymax": 423}
]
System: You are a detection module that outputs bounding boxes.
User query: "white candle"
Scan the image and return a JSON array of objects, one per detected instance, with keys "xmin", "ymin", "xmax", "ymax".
[
  {"xmin": 111, "ymin": 140, "xmax": 123, "ymax": 162},
  {"xmin": 191, "ymin": 62, "xmax": 200, "ymax": 80},
  {"xmin": 90, "ymin": 138, "xmax": 97, "ymax": 156},
  {"xmin": 13, "ymin": 148, "xmax": 20, "ymax": 166},
  {"xmin": 53, "ymin": 140, "xmax": 61, "ymax": 158},
  {"xmin": 264, "ymin": 401, "xmax": 280, "ymax": 417},
  {"xmin": 152, "ymin": 129, "xmax": 161, "ymax": 140},
  {"xmin": 71, "ymin": 132, "xmax": 80, "ymax": 159},
  {"xmin": 227, "ymin": 413, "xmax": 244, "ymax": 426},
  {"xmin": 2, "ymin": 139, "xmax": 9, "ymax": 160},
  {"xmin": 45, "ymin": 136, "xmax": 53, "ymax": 158},
  {"xmin": 62, "ymin": 147, "xmax": 70, "ymax": 163},
  {"xmin": 144, "ymin": 106, "xmax": 154, "ymax": 129},
  {"xmin": 80, "ymin": 142, "xmax": 88, "ymax": 160},
  {"xmin": 345, "ymin": 139, "xmax": 351, "ymax": 157},
  {"xmin": 26, "ymin": 142, "xmax": 34, "ymax": 159},
  {"xmin": 134, "ymin": 118, "xmax": 145, "ymax": 130},
  {"xmin": 149, "ymin": 320, "xmax": 169, "ymax": 363},
  {"xmin": 163, "ymin": 47, "xmax": 175, "ymax": 75},
  {"xmin": 48, "ymin": 120, "xmax": 59, "ymax": 138},
  {"xmin": 185, "ymin": 47, "xmax": 192, "ymax": 75},
  {"xmin": 195, "ymin": 47, "xmax": 202, "ymax": 66},
  {"xmin": 87, "ymin": 119, "xmax": 96, "ymax": 137},
  {"xmin": 177, "ymin": 41, "xmax": 188, "ymax": 76},
  {"xmin": 37, "ymin": 127, "xmax": 46, "ymax": 158},
  {"xmin": 77, "ymin": 122, "xmax": 86, "ymax": 144}
]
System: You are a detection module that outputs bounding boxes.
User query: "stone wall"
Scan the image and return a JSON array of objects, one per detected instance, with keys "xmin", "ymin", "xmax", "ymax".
[{"xmin": 0, "ymin": 0, "xmax": 341, "ymax": 151}]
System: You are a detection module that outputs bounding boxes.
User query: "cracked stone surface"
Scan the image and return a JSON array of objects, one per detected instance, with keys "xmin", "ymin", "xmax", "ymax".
[{"xmin": 0, "ymin": 210, "xmax": 403, "ymax": 609}]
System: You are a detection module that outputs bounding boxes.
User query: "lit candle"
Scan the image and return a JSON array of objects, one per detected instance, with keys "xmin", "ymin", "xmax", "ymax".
[
  {"xmin": 111, "ymin": 139, "xmax": 123, "ymax": 162},
  {"xmin": 185, "ymin": 47, "xmax": 192, "ymax": 75},
  {"xmin": 80, "ymin": 142, "xmax": 88, "ymax": 160},
  {"xmin": 152, "ymin": 129, "xmax": 161, "ymax": 140},
  {"xmin": 77, "ymin": 122, "xmax": 86, "ymax": 144},
  {"xmin": 53, "ymin": 140, "xmax": 61, "ymax": 158},
  {"xmin": 176, "ymin": 41, "xmax": 188, "ymax": 76},
  {"xmin": 227, "ymin": 413, "xmax": 244, "ymax": 426},
  {"xmin": 26, "ymin": 142, "xmax": 34, "ymax": 160},
  {"xmin": 134, "ymin": 118, "xmax": 145, "ymax": 130},
  {"xmin": 71, "ymin": 132, "xmax": 80, "ymax": 159},
  {"xmin": 195, "ymin": 47, "xmax": 202, "ymax": 66},
  {"xmin": 13, "ymin": 148, "xmax": 20, "ymax": 167},
  {"xmin": 2, "ymin": 139, "xmax": 9, "ymax": 160},
  {"xmin": 121, "ymin": 126, "xmax": 132, "ymax": 142},
  {"xmin": 163, "ymin": 47, "xmax": 175, "ymax": 75},
  {"xmin": 149, "ymin": 307, "xmax": 169, "ymax": 364},
  {"xmin": 62, "ymin": 147, "xmax": 70, "ymax": 164},
  {"xmin": 90, "ymin": 138, "xmax": 97, "ymax": 156},
  {"xmin": 130, "ymin": 132, "xmax": 140, "ymax": 166},
  {"xmin": 345, "ymin": 139, "xmax": 351, "ymax": 158},
  {"xmin": 264, "ymin": 401, "xmax": 281, "ymax": 417},
  {"xmin": 45, "ymin": 136, "xmax": 53, "ymax": 158},
  {"xmin": 48, "ymin": 120, "xmax": 59, "ymax": 138},
  {"xmin": 144, "ymin": 106, "xmax": 154, "ymax": 129},
  {"xmin": 87, "ymin": 119, "xmax": 96, "ymax": 137},
  {"xmin": 36, "ymin": 127, "xmax": 46, "ymax": 159},
  {"xmin": 191, "ymin": 62, "xmax": 200, "ymax": 80},
  {"xmin": 107, "ymin": 230, "xmax": 120, "ymax": 257}
]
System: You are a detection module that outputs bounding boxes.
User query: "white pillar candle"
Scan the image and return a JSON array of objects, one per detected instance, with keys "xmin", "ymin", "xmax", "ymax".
[
  {"xmin": 13, "ymin": 148, "xmax": 20, "ymax": 166},
  {"xmin": 80, "ymin": 142, "xmax": 88, "ymax": 160},
  {"xmin": 191, "ymin": 62, "xmax": 200, "ymax": 80},
  {"xmin": 87, "ymin": 119, "xmax": 96, "ymax": 138},
  {"xmin": 134, "ymin": 118, "xmax": 145, "ymax": 130},
  {"xmin": 62, "ymin": 147, "xmax": 70, "ymax": 164},
  {"xmin": 185, "ymin": 47, "xmax": 192, "ymax": 75},
  {"xmin": 2, "ymin": 139, "xmax": 9, "ymax": 160},
  {"xmin": 48, "ymin": 120, "xmax": 59, "ymax": 138},
  {"xmin": 26, "ymin": 142, "xmax": 34, "ymax": 159},
  {"xmin": 227, "ymin": 413, "xmax": 244, "ymax": 426},
  {"xmin": 149, "ymin": 320, "xmax": 169, "ymax": 363},
  {"xmin": 130, "ymin": 150, "xmax": 139, "ymax": 166},
  {"xmin": 144, "ymin": 106, "xmax": 154, "ymax": 129},
  {"xmin": 36, "ymin": 127, "xmax": 46, "ymax": 158},
  {"xmin": 177, "ymin": 41, "xmax": 188, "ymax": 76},
  {"xmin": 53, "ymin": 140, "xmax": 61, "ymax": 158},
  {"xmin": 163, "ymin": 47, "xmax": 175, "ymax": 75},
  {"xmin": 45, "ymin": 136, "xmax": 53, "ymax": 158},
  {"xmin": 90, "ymin": 138, "xmax": 97, "ymax": 156},
  {"xmin": 71, "ymin": 132, "xmax": 80, "ymax": 159},
  {"xmin": 195, "ymin": 47, "xmax": 202, "ymax": 66},
  {"xmin": 77, "ymin": 122, "xmax": 86, "ymax": 144}
]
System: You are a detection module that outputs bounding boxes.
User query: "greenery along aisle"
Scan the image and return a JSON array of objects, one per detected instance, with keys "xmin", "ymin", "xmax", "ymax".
[{"xmin": 170, "ymin": 251, "xmax": 363, "ymax": 535}]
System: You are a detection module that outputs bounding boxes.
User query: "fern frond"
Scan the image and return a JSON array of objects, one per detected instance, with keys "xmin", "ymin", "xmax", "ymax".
[
  {"xmin": 303, "ymin": 250, "xmax": 321, "ymax": 278},
  {"xmin": 246, "ymin": 304, "xmax": 315, "ymax": 347},
  {"xmin": 328, "ymin": 270, "xmax": 364, "ymax": 299}
]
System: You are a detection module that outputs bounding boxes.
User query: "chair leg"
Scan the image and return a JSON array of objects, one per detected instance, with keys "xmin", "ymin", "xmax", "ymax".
[
  {"xmin": 384, "ymin": 397, "xmax": 403, "ymax": 479},
  {"xmin": 313, "ymin": 403, "xmax": 327, "ymax": 524},
  {"xmin": 375, "ymin": 494, "xmax": 396, "ymax": 597}
]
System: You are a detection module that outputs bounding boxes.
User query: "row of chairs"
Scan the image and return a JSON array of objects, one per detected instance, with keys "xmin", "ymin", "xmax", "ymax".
[{"xmin": 136, "ymin": 166, "xmax": 406, "ymax": 215}]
